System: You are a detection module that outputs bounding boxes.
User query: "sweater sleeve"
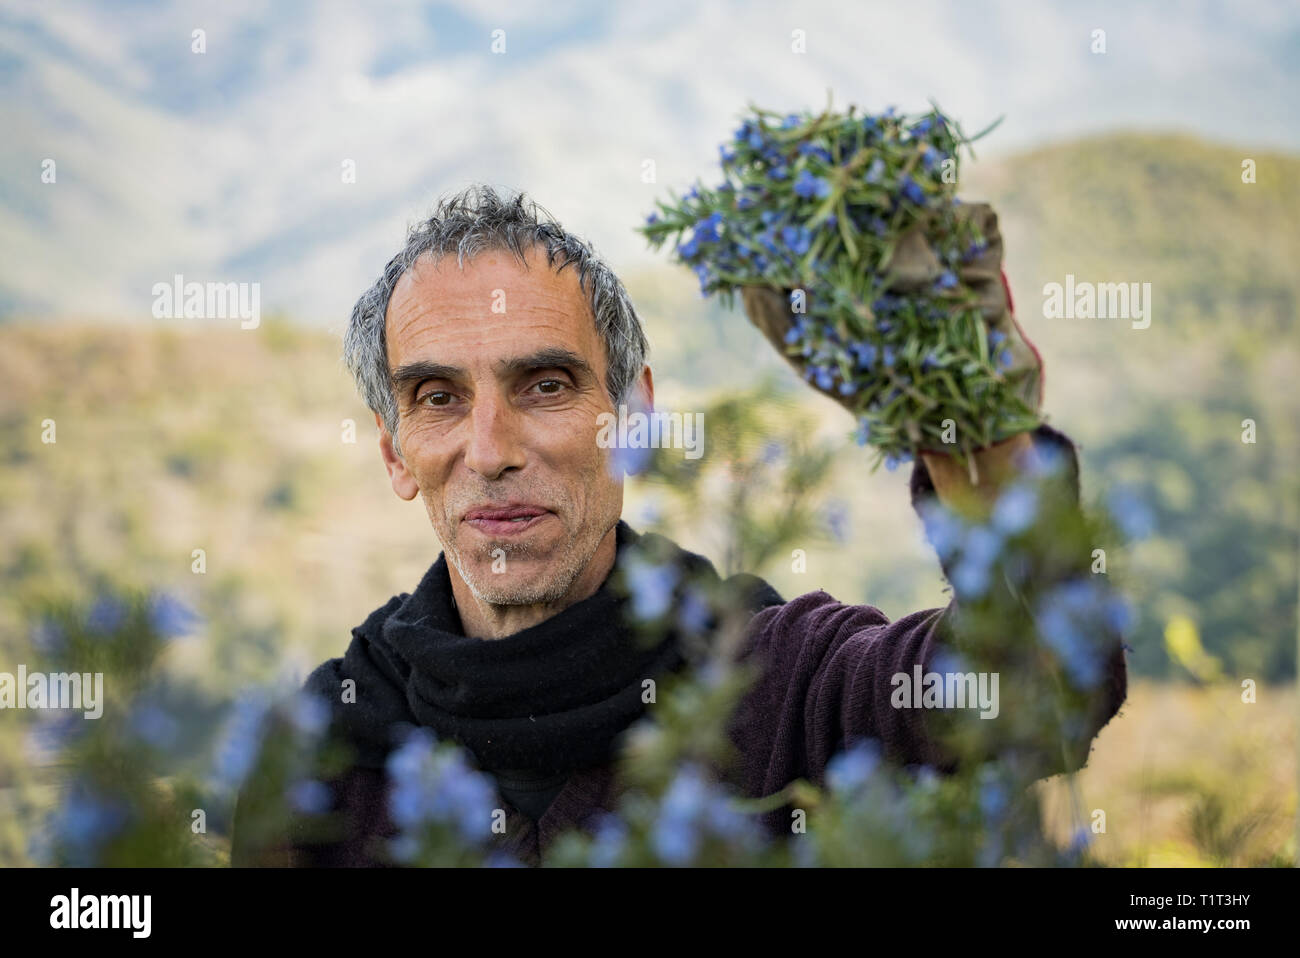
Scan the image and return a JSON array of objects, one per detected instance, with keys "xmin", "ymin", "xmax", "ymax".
[{"xmin": 722, "ymin": 424, "xmax": 1128, "ymax": 822}]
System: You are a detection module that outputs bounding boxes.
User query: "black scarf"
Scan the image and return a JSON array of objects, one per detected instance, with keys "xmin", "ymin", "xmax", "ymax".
[{"xmin": 307, "ymin": 519, "xmax": 783, "ymax": 774}]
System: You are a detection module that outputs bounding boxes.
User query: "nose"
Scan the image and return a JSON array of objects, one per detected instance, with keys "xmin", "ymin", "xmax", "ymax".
[{"xmin": 462, "ymin": 388, "xmax": 526, "ymax": 481}]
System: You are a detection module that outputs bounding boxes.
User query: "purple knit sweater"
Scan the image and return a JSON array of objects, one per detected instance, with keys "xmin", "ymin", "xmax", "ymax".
[{"xmin": 231, "ymin": 426, "xmax": 1128, "ymax": 867}]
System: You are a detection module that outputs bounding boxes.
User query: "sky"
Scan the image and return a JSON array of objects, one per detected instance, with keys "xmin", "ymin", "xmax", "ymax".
[{"xmin": 1, "ymin": 0, "xmax": 1297, "ymax": 325}]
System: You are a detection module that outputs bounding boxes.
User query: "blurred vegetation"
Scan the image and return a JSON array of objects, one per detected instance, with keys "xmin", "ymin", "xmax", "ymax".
[{"xmin": 0, "ymin": 132, "xmax": 1295, "ymax": 865}]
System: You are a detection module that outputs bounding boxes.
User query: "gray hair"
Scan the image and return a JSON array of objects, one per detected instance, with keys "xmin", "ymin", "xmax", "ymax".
[{"xmin": 343, "ymin": 183, "xmax": 650, "ymax": 458}]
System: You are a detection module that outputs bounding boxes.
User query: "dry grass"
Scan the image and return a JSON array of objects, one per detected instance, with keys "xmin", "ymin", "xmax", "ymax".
[{"xmin": 1038, "ymin": 680, "xmax": 1295, "ymax": 866}]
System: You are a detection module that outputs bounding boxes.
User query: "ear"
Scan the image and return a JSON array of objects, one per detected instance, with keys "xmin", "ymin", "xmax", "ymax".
[
  {"xmin": 375, "ymin": 412, "xmax": 419, "ymax": 501},
  {"xmin": 635, "ymin": 363, "xmax": 655, "ymax": 413}
]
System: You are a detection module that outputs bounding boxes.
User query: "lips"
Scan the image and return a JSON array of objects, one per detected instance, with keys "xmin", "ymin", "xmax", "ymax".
[
  {"xmin": 462, "ymin": 503, "xmax": 554, "ymax": 537},
  {"xmin": 464, "ymin": 504, "xmax": 549, "ymax": 522}
]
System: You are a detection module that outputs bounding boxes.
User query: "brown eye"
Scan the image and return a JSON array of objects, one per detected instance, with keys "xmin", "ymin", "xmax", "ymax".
[
  {"xmin": 421, "ymin": 391, "xmax": 452, "ymax": 406},
  {"xmin": 535, "ymin": 379, "xmax": 565, "ymax": 395}
]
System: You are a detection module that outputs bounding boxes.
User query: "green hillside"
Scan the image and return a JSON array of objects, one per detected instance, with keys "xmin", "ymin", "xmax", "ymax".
[{"xmin": 1, "ymin": 132, "xmax": 1296, "ymax": 692}]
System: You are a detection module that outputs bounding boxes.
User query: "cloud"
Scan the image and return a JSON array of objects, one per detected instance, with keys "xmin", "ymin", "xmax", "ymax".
[{"xmin": 1, "ymin": 0, "xmax": 1296, "ymax": 321}]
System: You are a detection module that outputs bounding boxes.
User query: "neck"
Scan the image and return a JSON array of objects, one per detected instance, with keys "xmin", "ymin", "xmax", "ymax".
[{"xmin": 448, "ymin": 524, "xmax": 620, "ymax": 639}]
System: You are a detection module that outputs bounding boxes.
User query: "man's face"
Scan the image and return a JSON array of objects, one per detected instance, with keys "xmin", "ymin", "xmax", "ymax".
[{"xmin": 379, "ymin": 245, "xmax": 633, "ymax": 607}]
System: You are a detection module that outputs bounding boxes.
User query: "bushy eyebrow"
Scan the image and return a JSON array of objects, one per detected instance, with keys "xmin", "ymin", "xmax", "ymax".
[
  {"xmin": 390, "ymin": 359, "xmax": 461, "ymax": 395},
  {"xmin": 389, "ymin": 347, "xmax": 595, "ymax": 400},
  {"xmin": 496, "ymin": 347, "xmax": 594, "ymax": 382}
]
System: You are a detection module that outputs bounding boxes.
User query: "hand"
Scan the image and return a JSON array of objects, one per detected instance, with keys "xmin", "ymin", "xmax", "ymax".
[
  {"xmin": 739, "ymin": 203, "xmax": 1044, "ymax": 445},
  {"xmin": 889, "ymin": 202, "xmax": 1043, "ymax": 421}
]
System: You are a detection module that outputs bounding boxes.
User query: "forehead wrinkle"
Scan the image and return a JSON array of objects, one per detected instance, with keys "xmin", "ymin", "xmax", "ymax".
[{"xmin": 385, "ymin": 253, "xmax": 603, "ymax": 383}]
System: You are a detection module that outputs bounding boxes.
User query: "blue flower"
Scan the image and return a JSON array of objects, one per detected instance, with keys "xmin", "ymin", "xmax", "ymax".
[
  {"xmin": 1023, "ymin": 440, "xmax": 1068, "ymax": 480},
  {"xmin": 781, "ymin": 113, "xmax": 801, "ymax": 129},
  {"xmin": 854, "ymin": 419, "xmax": 871, "ymax": 446},
  {"xmin": 50, "ymin": 783, "xmax": 132, "ymax": 865},
  {"xmin": 797, "ymin": 142, "xmax": 833, "ymax": 163},
  {"xmin": 645, "ymin": 212, "xmax": 659, "ymax": 226},
  {"xmin": 952, "ymin": 558, "xmax": 990, "ymax": 597},
  {"xmin": 814, "ymin": 366, "xmax": 834, "ymax": 391},
  {"xmin": 29, "ymin": 616, "xmax": 65, "ymax": 654},
  {"xmin": 1103, "ymin": 594, "xmax": 1136, "ymax": 634},
  {"xmin": 997, "ymin": 349, "xmax": 1014, "ymax": 369},
  {"xmin": 386, "ymin": 731, "xmax": 498, "ymax": 845},
  {"xmin": 793, "ymin": 168, "xmax": 832, "ymax": 200},
  {"xmin": 652, "ymin": 815, "xmax": 697, "ymax": 866},
  {"xmin": 1036, "ymin": 583, "xmax": 1109, "ymax": 688},
  {"xmin": 951, "ymin": 526, "xmax": 1003, "ymax": 598},
  {"xmin": 704, "ymin": 793, "xmax": 754, "ymax": 842},
  {"xmin": 127, "ymin": 701, "xmax": 180, "ymax": 750},
  {"xmin": 1107, "ymin": 486, "xmax": 1155, "ymax": 540},
  {"xmin": 148, "ymin": 592, "xmax": 200, "ymax": 639},
  {"xmin": 608, "ymin": 439, "xmax": 653, "ymax": 478},
  {"xmin": 588, "ymin": 812, "xmax": 628, "ymax": 868},
  {"xmin": 865, "ymin": 157, "xmax": 885, "ymax": 184},
  {"xmin": 25, "ymin": 710, "xmax": 82, "ymax": 764},
  {"xmin": 964, "ymin": 526, "xmax": 1003, "ymax": 567},
  {"xmin": 826, "ymin": 739, "xmax": 881, "ymax": 795},
  {"xmin": 213, "ymin": 691, "xmax": 272, "ymax": 790},
  {"xmin": 919, "ymin": 501, "xmax": 965, "ymax": 562},
  {"xmin": 883, "ymin": 345, "xmax": 896, "ymax": 367},
  {"xmin": 676, "ymin": 587, "xmax": 713, "ymax": 634},
  {"xmin": 288, "ymin": 690, "xmax": 330, "ymax": 737},
  {"xmin": 977, "ymin": 766, "xmax": 1009, "ymax": 821},
  {"xmin": 823, "ymin": 499, "xmax": 850, "ymax": 543},
  {"xmin": 1065, "ymin": 825, "xmax": 1092, "ymax": 859},
  {"xmin": 676, "ymin": 236, "xmax": 700, "ymax": 259},
  {"xmin": 287, "ymin": 779, "xmax": 332, "ymax": 815},
  {"xmin": 852, "ymin": 342, "xmax": 877, "ymax": 368},
  {"xmin": 991, "ymin": 484, "xmax": 1039, "ymax": 536},
  {"xmin": 653, "ymin": 765, "xmax": 710, "ymax": 864},
  {"xmin": 625, "ymin": 554, "xmax": 680, "ymax": 621},
  {"xmin": 935, "ymin": 270, "xmax": 958, "ymax": 290},
  {"xmin": 86, "ymin": 595, "xmax": 126, "ymax": 636},
  {"xmin": 900, "ymin": 176, "xmax": 926, "ymax": 205},
  {"xmin": 693, "ymin": 211, "xmax": 724, "ymax": 243},
  {"xmin": 781, "ymin": 225, "xmax": 812, "ymax": 255}
]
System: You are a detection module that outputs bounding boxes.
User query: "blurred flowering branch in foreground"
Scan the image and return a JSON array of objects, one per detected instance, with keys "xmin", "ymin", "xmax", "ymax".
[{"xmin": 9, "ymin": 414, "xmax": 1151, "ymax": 867}]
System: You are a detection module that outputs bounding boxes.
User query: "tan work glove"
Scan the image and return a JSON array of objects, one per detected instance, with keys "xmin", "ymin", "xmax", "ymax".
[{"xmin": 739, "ymin": 202, "xmax": 1043, "ymax": 428}]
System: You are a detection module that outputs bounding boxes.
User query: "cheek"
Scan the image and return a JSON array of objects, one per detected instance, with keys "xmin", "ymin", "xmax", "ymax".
[
  {"xmin": 398, "ymin": 436, "xmax": 452, "ymax": 500},
  {"xmin": 553, "ymin": 411, "xmax": 610, "ymax": 472}
]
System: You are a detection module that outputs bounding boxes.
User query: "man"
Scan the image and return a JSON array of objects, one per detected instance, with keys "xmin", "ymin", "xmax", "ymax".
[{"xmin": 231, "ymin": 184, "xmax": 1127, "ymax": 867}]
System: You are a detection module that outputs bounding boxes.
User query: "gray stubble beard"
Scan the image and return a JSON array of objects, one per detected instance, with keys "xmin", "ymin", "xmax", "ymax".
[{"xmin": 444, "ymin": 531, "xmax": 591, "ymax": 608}]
